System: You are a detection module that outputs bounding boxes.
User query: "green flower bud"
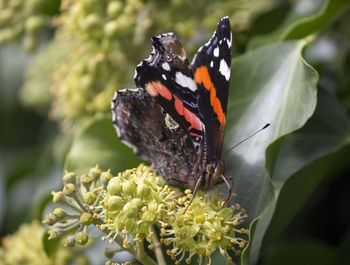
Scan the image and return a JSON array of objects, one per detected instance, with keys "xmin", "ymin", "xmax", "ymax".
[
  {"xmin": 64, "ymin": 235, "xmax": 76, "ymax": 247},
  {"xmin": 63, "ymin": 171, "xmax": 76, "ymax": 184},
  {"xmin": 52, "ymin": 191, "xmax": 63, "ymax": 203},
  {"xmin": 104, "ymin": 20, "xmax": 119, "ymax": 38},
  {"xmin": 107, "ymin": 1, "xmax": 123, "ymax": 17},
  {"xmin": 83, "ymin": 191, "xmax": 96, "ymax": 204},
  {"xmin": 81, "ymin": 173, "xmax": 93, "ymax": 184},
  {"xmin": 52, "ymin": 208, "xmax": 67, "ymax": 219},
  {"xmin": 122, "ymin": 180, "xmax": 136, "ymax": 195},
  {"xmin": 148, "ymin": 200, "xmax": 158, "ymax": 213},
  {"xmin": 89, "ymin": 165, "xmax": 102, "ymax": 178},
  {"xmin": 101, "ymin": 170, "xmax": 113, "ymax": 186},
  {"xmin": 76, "ymin": 232, "xmax": 89, "ymax": 245},
  {"xmin": 107, "ymin": 196, "xmax": 124, "ymax": 211},
  {"xmin": 122, "ymin": 201, "xmax": 137, "ymax": 218},
  {"xmin": 80, "ymin": 213, "xmax": 93, "ymax": 225},
  {"xmin": 42, "ymin": 213, "xmax": 57, "ymax": 226},
  {"xmin": 130, "ymin": 198, "xmax": 142, "ymax": 208},
  {"xmin": 48, "ymin": 228, "xmax": 61, "ymax": 240},
  {"xmin": 136, "ymin": 183, "xmax": 151, "ymax": 198},
  {"xmin": 107, "ymin": 177, "xmax": 122, "ymax": 195},
  {"xmin": 83, "ymin": 14, "xmax": 101, "ymax": 30},
  {"xmin": 63, "ymin": 183, "xmax": 75, "ymax": 195}
]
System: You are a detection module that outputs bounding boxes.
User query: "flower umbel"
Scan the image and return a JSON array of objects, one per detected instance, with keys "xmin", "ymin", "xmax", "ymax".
[
  {"xmin": 0, "ymin": 221, "xmax": 87, "ymax": 265},
  {"xmin": 161, "ymin": 191, "xmax": 248, "ymax": 265},
  {"xmin": 101, "ymin": 165, "xmax": 179, "ymax": 248},
  {"xmin": 43, "ymin": 165, "xmax": 109, "ymax": 246}
]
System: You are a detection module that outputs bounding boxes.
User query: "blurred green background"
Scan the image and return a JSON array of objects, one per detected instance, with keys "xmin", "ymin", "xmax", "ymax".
[{"xmin": 1, "ymin": 0, "xmax": 350, "ymax": 264}]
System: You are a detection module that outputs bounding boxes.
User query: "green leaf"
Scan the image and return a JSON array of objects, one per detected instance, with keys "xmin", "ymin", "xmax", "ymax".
[
  {"xmin": 64, "ymin": 115, "xmax": 144, "ymax": 175},
  {"xmin": 252, "ymin": 89, "xmax": 350, "ymax": 263},
  {"xmin": 261, "ymin": 239, "xmax": 337, "ymax": 265},
  {"xmin": 249, "ymin": 0, "xmax": 350, "ymax": 50},
  {"xmin": 223, "ymin": 40, "xmax": 318, "ymax": 264}
]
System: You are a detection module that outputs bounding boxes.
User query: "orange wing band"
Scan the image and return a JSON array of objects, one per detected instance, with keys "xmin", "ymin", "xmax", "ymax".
[
  {"xmin": 145, "ymin": 81, "xmax": 172, "ymax": 100},
  {"xmin": 194, "ymin": 66, "xmax": 226, "ymax": 127}
]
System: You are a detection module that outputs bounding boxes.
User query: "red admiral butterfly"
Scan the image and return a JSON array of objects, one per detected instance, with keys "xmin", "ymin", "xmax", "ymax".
[{"xmin": 112, "ymin": 17, "xmax": 232, "ymax": 193}]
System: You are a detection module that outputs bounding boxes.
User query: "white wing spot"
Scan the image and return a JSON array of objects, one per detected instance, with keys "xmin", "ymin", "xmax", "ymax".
[
  {"xmin": 219, "ymin": 59, "xmax": 230, "ymax": 81},
  {"xmin": 165, "ymin": 113, "xmax": 179, "ymax": 130},
  {"xmin": 227, "ymin": 38, "xmax": 232, "ymax": 48},
  {"xmin": 213, "ymin": 46, "xmax": 219, "ymax": 57},
  {"xmin": 175, "ymin": 72, "xmax": 197, "ymax": 91},
  {"xmin": 162, "ymin": 62, "xmax": 170, "ymax": 71},
  {"xmin": 210, "ymin": 60, "xmax": 214, "ymax": 68},
  {"xmin": 162, "ymin": 74, "xmax": 167, "ymax": 80},
  {"xmin": 226, "ymin": 31, "xmax": 232, "ymax": 48},
  {"xmin": 126, "ymin": 88, "xmax": 141, "ymax": 92}
]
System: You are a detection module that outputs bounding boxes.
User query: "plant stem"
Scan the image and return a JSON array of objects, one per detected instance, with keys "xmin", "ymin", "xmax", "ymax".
[{"xmin": 151, "ymin": 226, "xmax": 166, "ymax": 265}]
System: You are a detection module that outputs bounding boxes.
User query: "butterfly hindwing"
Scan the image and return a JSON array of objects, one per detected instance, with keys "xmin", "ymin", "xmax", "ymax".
[{"xmin": 112, "ymin": 88, "xmax": 201, "ymax": 189}]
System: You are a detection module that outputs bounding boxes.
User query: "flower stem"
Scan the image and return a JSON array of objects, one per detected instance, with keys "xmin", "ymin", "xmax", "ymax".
[{"xmin": 151, "ymin": 226, "xmax": 166, "ymax": 265}]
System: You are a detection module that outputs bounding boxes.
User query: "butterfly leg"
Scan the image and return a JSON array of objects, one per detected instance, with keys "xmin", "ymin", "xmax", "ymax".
[
  {"xmin": 183, "ymin": 175, "xmax": 203, "ymax": 214},
  {"xmin": 220, "ymin": 175, "xmax": 232, "ymax": 207}
]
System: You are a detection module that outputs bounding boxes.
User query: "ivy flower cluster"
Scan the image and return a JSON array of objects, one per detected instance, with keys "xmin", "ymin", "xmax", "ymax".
[
  {"xmin": 44, "ymin": 164, "xmax": 248, "ymax": 265},
  {"xmin": 0, "ymin": 221, "xmax": 88, "ymax": 265},
  {"xmin": 43, "ymin": 165, "xmax": 110, "ymax": 247},
  {"xmin": 0, "ymin": 0, "xmax": 53, "ymax": 51},
  {"xmin": 161, "ymin": 191, "xmax": 248, "ymax": 265}
]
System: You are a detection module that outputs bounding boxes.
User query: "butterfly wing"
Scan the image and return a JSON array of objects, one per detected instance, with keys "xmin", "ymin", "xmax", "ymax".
[
  {"xmin": 111, "ymin": 88, "xmax": 201, "ymax": 189},
  {"xmin": 191, "ymin": 16, "xmax": 232, "ymax": 162},
  {"xmin": 134, "ymin": 33, "xmax": 204, "ymax": 149}
]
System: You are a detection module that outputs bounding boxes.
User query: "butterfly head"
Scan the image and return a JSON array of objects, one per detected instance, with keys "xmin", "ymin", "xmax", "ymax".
[{"xmin": 202, "ymin": 160, "xmax": 225, "ymax": 190}]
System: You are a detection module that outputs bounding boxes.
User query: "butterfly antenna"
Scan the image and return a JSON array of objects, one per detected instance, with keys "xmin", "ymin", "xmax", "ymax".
[{"xmin": 222, "ymin": 123, "xmax": 271, "ymax": 157}]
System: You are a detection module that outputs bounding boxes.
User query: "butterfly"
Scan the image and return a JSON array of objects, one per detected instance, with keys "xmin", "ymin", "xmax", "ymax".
[{"xmin": 112, "ymin": 17, "xmax": 232, "ymax": 195}]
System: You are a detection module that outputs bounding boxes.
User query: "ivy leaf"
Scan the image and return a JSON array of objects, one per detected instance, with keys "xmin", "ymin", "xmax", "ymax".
[
  {"xmin": 249, "ymin": 0, "xmax": 350, "ymax": 50},
  {"xmin": 223, "ymin": 39, "xmax": 318, "ymax": 264},
  {"xmin": 64, "ymin": 115, "xmax": 144, "ymax": 175},
  {"xmin": 261, "ymin": 239, "xmax": 338, "ymax": 265},
  {"xmin": 252, "ymin": 89, "xmax": 350, "ymax": 263}
]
